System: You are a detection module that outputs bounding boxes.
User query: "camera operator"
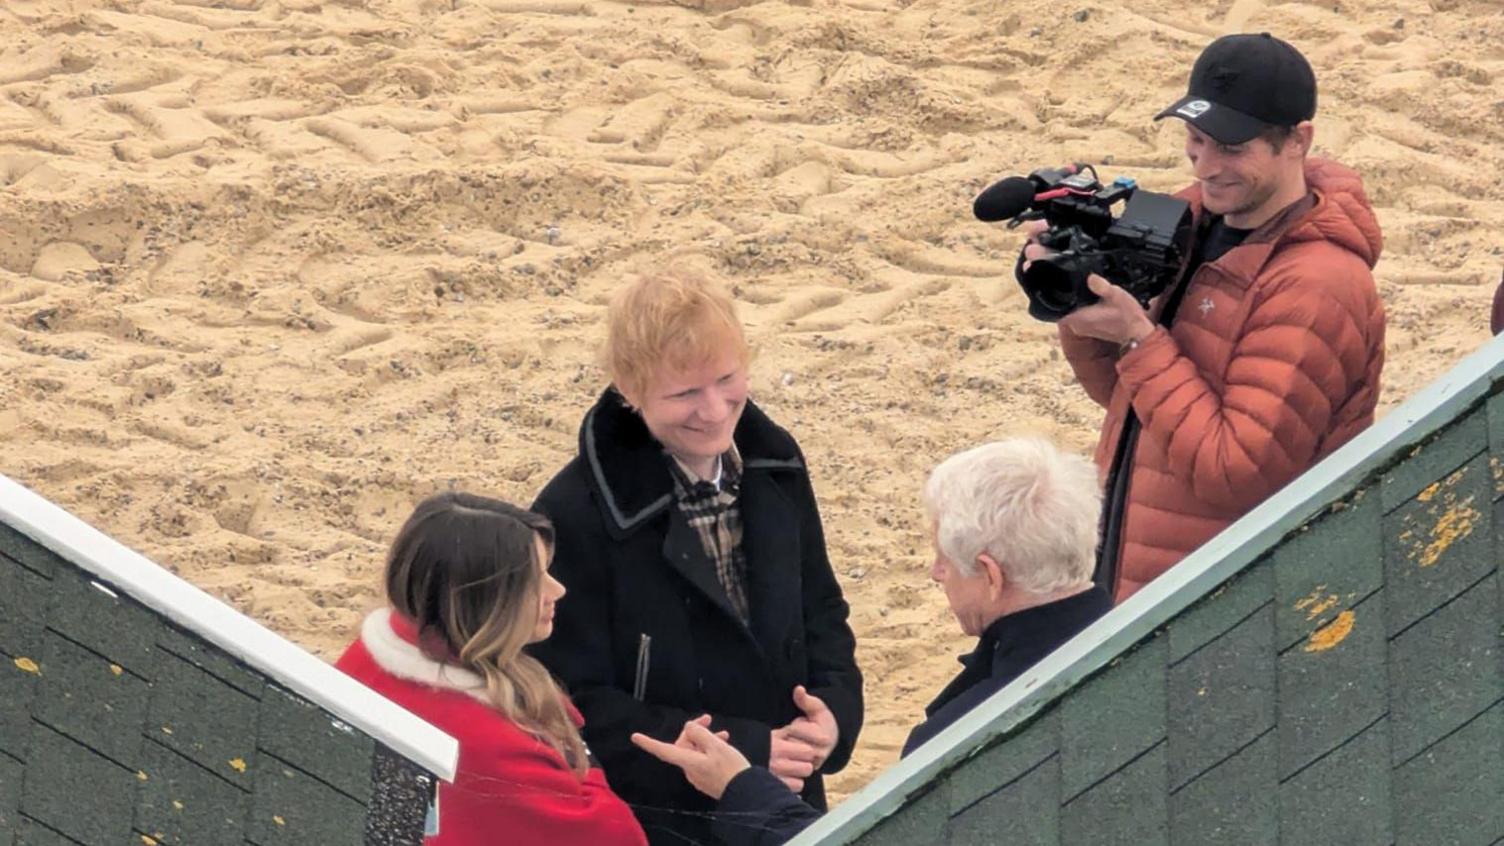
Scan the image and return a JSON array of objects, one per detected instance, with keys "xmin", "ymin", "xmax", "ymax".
[{"xmin": 1023, "ymin": 33, "xmax": 1386, "ymax": 601}]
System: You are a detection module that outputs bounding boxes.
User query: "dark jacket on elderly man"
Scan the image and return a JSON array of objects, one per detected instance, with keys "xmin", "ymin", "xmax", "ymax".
[{"xmin": 710, "ymin": 585, "xmax": 1111, "ymax": 846}]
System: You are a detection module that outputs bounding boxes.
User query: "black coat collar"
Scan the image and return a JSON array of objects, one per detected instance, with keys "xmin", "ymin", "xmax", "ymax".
[
  {"xmin": 928, "ymin": 586, "xmax": 1113, "ymax": 719},
  {"xmin": 578, "ymin": 387, "xmax": 803, "ymax": 539}
]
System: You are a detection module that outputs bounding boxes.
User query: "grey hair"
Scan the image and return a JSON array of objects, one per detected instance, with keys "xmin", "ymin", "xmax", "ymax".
[{"xmin": 922, "ymin": 438, "xmax": 1101, "ymax": 593}]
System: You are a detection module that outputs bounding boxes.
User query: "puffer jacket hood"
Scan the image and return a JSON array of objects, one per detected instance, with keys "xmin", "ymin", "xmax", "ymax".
[
  {"xmin": 1179, "ymin": 157, "xmax": 1383, "ymax": 282},
  {"xmin": 1285, "ymin": 159, "xmax": 1383, "ymax": 269}
]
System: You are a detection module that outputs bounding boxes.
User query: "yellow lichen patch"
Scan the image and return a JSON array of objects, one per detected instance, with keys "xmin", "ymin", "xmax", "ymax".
[
  {"xmin": 110, "ymin": 664, "xmax": 124, "ymax": 676},
  {"xmin": 14, "ymin": 657, "xmax": 40, "ymax": 675},
  {"xmin": 1416, "ymin": 480, "xmax": 1442, "ymax": 502},
  {"xmin": 273, "ymin": 815, "xmax": 287, "ymax": 826},
  {"xmin": 1304, "ymin": 610, "xmax": 1356, "ymax": 653},
  {"xmin": 1294, "ymin": 588, "xmax": 1340, "ymax": 621},
  {"xmin": 228, "ymin": 758, "xmax": 248, "ymax": 773},
  {"xmin": 1417, "ymin": 496, "xmax": 1479, "ymax": 567},
  {"xmin": 1491, "ymin": 456, "xmax": 1503, "ymax": 494}
]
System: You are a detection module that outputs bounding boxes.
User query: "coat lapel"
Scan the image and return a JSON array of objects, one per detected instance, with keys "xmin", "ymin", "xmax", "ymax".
[
  {"xmin": 739, "ymin": 470, "xmax": 802, "ymax": 661},
  {"xmin": 660, "ymin": 511, "xmax": 747, "ymax": 628}
]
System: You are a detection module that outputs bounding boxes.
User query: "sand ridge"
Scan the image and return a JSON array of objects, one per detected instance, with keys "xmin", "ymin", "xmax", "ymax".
[{"xmin": 2, "ymin": 0, "xmax": 1502, "ymax": 798}]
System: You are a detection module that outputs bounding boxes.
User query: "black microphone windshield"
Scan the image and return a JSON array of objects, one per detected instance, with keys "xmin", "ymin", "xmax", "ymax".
[{"xmin": 973, "ymin": 176, "xmax": 1037, "ymax": 222}]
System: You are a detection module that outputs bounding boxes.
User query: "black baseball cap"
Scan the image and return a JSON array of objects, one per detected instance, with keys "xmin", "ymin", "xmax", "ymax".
[{"xmin": 1155, "ymin": 33, "xmax": 1317, "ymax": 145}]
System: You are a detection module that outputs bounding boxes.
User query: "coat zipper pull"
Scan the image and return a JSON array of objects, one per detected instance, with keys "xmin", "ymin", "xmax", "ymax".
[{"xmin": 633, "ymin": 633, "xmax": 652, "ymax": 701}]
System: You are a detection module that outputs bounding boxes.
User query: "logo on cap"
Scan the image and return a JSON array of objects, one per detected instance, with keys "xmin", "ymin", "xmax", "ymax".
[{"xmin": 1176, "ymin": 99, "xmax": 1211, "ymax": 119}]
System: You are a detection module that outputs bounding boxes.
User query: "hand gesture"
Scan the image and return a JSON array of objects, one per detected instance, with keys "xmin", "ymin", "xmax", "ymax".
[
  {"xmin": 631, "ymin": 716, "xmax": 747, "ymax": 801},
  {"xmin": 768, "ymin": 686, "xmax": 839, "ymax": 793}
]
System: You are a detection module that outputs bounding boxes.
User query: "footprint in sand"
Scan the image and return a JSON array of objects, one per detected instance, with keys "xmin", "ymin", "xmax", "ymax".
[{"xmin": 31, "ymin": 242, "xmax": 100, "ymax": 282}]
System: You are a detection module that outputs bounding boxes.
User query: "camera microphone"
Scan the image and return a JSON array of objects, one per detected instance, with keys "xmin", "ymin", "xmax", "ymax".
[
  {"xmin": 972, "ymin": 176, "xmax": 1037, "ymax": 222},
  {"xmin": 973, "ymin": 164, "xmax": 1088, "ymax": 222}
]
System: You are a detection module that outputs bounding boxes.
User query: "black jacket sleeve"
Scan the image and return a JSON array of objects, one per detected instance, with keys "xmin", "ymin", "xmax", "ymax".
[
  {"xmin": 789, "ymin": 453, "xmax": 864, "ymax": 775},
  {"xmin": 713, "ymin": 767, "xmax": 822, "ymax": 846}
]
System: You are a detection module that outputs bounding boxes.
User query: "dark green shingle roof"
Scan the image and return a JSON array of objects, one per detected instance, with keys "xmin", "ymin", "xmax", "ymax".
[
  {"xmin": 0, "ymin": 509, "xmax": 439, "ymax": 845},
  {"xmin": 797, "ymin": 339, "xmax": 1504, "ymax": 845}
]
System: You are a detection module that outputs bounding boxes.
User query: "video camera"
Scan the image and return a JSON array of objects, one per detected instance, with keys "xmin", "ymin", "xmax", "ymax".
[{"xmin": 973, "ymin": 164, "xmax": 1193, "ymax": 322}]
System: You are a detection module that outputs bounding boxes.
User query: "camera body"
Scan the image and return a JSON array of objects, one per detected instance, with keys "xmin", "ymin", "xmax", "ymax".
[{"xmin": 1007, "ymin": 166, "xmax": 1193, "ymax": 322}]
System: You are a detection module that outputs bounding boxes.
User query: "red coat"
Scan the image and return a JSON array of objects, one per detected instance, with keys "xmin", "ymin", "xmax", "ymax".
[
  {"xmin": 1063, "ymin": 158, "xmax": 1385, "ymax": 600},
  {"xmin": 336, "ymin": 610, "xmax": 647, "ymax": 846}
]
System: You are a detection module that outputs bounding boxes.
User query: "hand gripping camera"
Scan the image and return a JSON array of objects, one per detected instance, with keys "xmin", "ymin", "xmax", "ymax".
[{"xmin": 974, "ymin": 164, "xmax": 1194, "ymax": 322}]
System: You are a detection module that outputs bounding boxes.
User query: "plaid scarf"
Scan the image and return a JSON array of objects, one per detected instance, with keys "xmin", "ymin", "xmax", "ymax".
[{"xmin": 665, "ymin": 448, "xmax": 750, "ymax": 625}]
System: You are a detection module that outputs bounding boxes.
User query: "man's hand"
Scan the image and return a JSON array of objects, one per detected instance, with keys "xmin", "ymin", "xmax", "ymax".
[
  {"xmin": 631, "ymin": 716, "xmax": 748, "ymax": 801},
  {"xmin": 769, "ymin": 686, "xmax": 839, "ymax": 793},
  {"xmin": 1019, "ymin": 219, "xmax": 1051, "ymax": 269},
  {"xmin": 768, "ymin": 730, "xmax": 816, "ymax": 794},
  {"xmin": 1058, "ymin": 274, "xmax": 1157, "ymax": 346},
  {"xmin": 784, "ymin": 686, "xmax": 838, "ymax": 769},
  {"xmin": 1022, "ymin": 221, "xmax": 1162, "ymax": 346}
]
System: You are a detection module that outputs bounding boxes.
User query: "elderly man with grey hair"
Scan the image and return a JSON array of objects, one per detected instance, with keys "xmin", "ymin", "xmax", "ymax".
[
  {"xmin": 631, "ymin": 438, "xmax": 1113, "ymax": 846},
  {"xmin": 904, "ymin": 436, "xmax": 1112, "ymax": 755}
]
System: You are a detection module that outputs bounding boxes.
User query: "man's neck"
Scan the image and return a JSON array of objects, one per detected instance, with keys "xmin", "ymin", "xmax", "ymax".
[
  {"xmin": 673, "ymin": 453, "xmax": 721, "ymax": 484},
  {"xmin": 977, "ymin": 582, "xmax": 1095, "ymax": 634}
]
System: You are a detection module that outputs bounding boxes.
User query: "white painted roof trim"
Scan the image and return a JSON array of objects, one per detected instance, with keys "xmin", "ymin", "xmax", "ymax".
[
  {"xmin": 796, "ymin": 332, "xmax": 1504, "ymax": 845},
  {"xmin": 0, "ymin": 474, "xmax": 459, "ymax": 782}
]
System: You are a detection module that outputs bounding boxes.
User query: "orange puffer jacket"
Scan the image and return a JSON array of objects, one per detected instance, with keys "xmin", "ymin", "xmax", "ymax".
[{"xmin": 1062, "ymin": 158, "xmax": 1385, "ymax": 601}]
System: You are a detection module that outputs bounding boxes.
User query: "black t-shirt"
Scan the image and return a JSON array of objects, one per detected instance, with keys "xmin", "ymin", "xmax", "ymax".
[
  {"xmin": 1158, "ymin": 216, "xmax": 1252, "ymax": 324},
  {"xmin": 1095, "ymin": 216, "xmax": 1252, "ymax": 593}
]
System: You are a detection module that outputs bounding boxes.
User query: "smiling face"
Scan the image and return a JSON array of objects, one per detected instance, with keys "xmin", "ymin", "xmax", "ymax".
[
  {"xmin": 1184, "ymin": 123, "xmax": 1310, "ymax": 229},
  {"xmin": 627, "ymin": 349, "xmax": 749, "ymax": 473},
  {"xmin": 529, "ymin": 534, "xmax": 565, "ymax": 644}
]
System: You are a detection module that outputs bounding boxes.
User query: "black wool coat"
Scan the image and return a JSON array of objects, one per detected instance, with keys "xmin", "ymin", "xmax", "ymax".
[{"xmin": 529, "ymin": 389, "xmax": 863, "ymax": 846}]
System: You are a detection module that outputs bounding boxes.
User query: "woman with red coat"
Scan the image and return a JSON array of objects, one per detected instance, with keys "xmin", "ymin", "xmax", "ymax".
[{"xmin": 336, "ymin": 492, "xmax": 648, "ymax": 846}]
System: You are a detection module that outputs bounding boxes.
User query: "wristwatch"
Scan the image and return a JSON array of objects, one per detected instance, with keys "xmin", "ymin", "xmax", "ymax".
[{"xmin": 1120, "ymin": 326, "xmax": 1154, "ymax": 355}]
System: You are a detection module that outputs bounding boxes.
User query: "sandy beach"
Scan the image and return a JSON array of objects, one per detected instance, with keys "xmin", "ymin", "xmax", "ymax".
[{"xmin": 2, "ymin": 0, "xmax": 1502, "ymax": 799}]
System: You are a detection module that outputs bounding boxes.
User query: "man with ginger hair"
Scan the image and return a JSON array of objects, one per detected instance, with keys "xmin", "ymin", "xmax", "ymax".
[{"xmin": 529, "ymin": 268, "xmax": 863, "ymax": 845}]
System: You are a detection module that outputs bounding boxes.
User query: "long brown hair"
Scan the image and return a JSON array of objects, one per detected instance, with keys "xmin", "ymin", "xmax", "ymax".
[{"xmin": 385, "ymin": 492, "xmax": 587, "ymax": 776}]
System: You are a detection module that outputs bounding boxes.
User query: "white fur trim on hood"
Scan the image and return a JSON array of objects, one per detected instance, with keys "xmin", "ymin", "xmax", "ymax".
[{"xmin": 360, "ymin": 609, "xmax": 492, "ymax": 706}]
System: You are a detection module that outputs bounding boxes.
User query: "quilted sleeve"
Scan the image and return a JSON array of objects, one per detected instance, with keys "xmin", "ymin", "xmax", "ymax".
[
  {"xmin": 1115, "ymin": 261, "xmax": 1376, "ymax": 512},
  {"xmin": 1059, "ymin": 322, "xmax": 1121, "ymax": 408}
]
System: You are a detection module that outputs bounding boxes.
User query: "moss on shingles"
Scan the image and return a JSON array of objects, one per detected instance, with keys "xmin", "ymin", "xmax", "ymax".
[
  {"xmin": 31, "ymin": 632, "xmax": 148, "ymax": 769},
  {"xmin": 20, "ymin": 723, "xmax": 136, "ymax": 844},
  {"xmin": 148, "ymin": 652, "xmax": 261, "ymax": 791},
  {"xmin": 257, "ymin": 687, "xmax": 374, "ymax": 805},
  {"xmin": 134, "ymin": 738, "xmax": 249, "ymax": 846},
  {"xmin": 249, "ymin": 754, "xmax": 368, "ymax": 846}
]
